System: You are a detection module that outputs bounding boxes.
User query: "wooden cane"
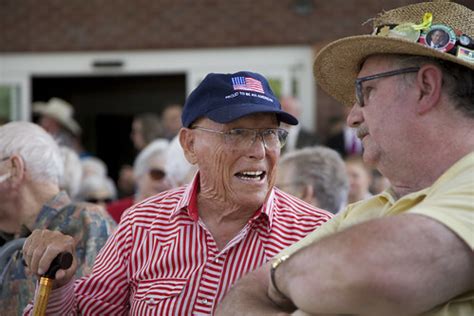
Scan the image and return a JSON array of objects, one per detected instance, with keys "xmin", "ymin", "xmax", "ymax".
[{"xmin": 32, "ymin": 252, "xmax": 73, "ymax": 316}]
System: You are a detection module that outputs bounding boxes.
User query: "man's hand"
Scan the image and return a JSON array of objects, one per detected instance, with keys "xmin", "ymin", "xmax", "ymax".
[{"xmin": 22, "ymin": 229, "xmax": 78, "ymax": 288}]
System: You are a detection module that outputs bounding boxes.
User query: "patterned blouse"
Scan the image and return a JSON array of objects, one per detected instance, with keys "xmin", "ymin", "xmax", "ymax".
[{"xmin": 0, "ymin": 191, "xmax": 116, "ymax": 315}]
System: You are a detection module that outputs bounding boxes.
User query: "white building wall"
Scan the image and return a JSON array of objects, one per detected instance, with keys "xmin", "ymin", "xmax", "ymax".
[{"xmin": 0, "ymin": 46, "xmax": 316, "ymax": 129}]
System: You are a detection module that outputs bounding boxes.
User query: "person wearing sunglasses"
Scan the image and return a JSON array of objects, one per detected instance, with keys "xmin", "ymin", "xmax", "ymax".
[
  {"xmin": 0, "ymin": 122, "xmax": 116, "ymax": 316},
  {"xmin": 22, "ymin": 71, "xmax": 333, "ymax": 315},
  {"xmin": 107, "ymin": 139, "xmax": 175, "ymax": 223},
  {"xmin": 217, "ymin": 1, "xmax": 474, "ymax": 315}
]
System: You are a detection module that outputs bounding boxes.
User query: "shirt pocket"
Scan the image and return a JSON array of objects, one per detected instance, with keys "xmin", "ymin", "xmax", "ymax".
[{"xmin": 134, "ymin": 278, "xmax": 187, "ymax": 305}]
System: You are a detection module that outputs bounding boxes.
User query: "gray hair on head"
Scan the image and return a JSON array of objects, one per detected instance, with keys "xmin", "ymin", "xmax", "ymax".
[
  {"xmin": 133, "ymin": 138, "xmax": 170, "ymax": 179},
  {"xmin": 280, "ymin": 146, "xmax": 349, "ymax": 213},
  {"xmin": 386, "ymin": 54, "xmax": 474, "ymax": 118},
  {"xmin": 81, "ymin": 156, "xmax": 108, "ymax": 179},
  {"xmin": 0, "ymin": 121, "xmax": 64, "ymax": 185},
  {"xmin": 78, "ymin": 175, "xmax": 117, "ymax": 201}
]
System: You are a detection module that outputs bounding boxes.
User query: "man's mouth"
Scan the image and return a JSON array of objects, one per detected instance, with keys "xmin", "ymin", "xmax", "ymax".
[
  {"xmin": 235, "ymin": 170, "xmax": 266, "ymax": 181},
  {"xmin": 356, "ymin": 127, "xmax": 369, "ymax": 139}
]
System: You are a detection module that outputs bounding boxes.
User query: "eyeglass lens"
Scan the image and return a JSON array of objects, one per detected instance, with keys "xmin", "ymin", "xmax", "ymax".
[
  {"xmin": 226, "ymin": 129, "xmax": 287, "ymax": 149},
  {"xmin": 355, "ymin": 67, "xmax": 420, "ymax": 107},
  {"xmin": 149, "ymin": 169, "xmax": 166, "ymax": 181}
]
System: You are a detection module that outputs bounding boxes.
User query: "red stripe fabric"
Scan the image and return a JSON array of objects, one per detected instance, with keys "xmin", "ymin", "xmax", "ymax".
[{"xmin": 25, "ymin": 175, "xmax": 332, "ymax": 315}]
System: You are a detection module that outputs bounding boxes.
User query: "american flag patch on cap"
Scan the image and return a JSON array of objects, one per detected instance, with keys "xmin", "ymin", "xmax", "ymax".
[{"xmin": 231, "ymin": 76, "xmax": 265, "ymax": 94}]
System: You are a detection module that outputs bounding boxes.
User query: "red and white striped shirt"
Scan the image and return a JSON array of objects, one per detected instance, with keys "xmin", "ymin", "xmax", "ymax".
[{"xmin": 25, "ymin": 174, "xmax": 332, "ymax": 315}]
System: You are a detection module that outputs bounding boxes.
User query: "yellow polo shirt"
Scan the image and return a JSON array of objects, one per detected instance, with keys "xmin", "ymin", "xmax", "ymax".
[{"xmin": 279, "ymin": 151, "xmax": 474, "ymax": 315}]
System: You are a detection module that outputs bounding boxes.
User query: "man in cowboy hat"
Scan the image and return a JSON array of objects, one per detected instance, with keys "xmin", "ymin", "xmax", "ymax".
[
  {"xmin": 33, "ymin": 98, "xmax": 82, "ymax": 150},
  {"xmin": 216, "ymin": 1, "xmax": 474, "ymax": 315}
]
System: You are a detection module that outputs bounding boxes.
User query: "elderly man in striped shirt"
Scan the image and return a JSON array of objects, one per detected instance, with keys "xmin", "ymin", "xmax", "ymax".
[{"xmin": 22, "ymin": 71, "xmax": 332, "ymax": 315}]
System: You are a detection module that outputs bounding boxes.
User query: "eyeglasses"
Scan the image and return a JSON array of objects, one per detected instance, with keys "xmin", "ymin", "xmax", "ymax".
[
  {"xmin": 355, "ymin": 67, "xmax": 420, "ymax": 107},
  {"xmin": 192, "ymin": 126, "xmax": 289, "ymax": 150},
  {"xmin": 149, "ymin": 168, "xmax": 166, "ymax": 181},
  {"xmin": 86, "ymin": 198, "xmax": 113, "ymax": 204},
  {"xmin": 0, "ymin": 156, "xmax": 10, "ymax": 162}
]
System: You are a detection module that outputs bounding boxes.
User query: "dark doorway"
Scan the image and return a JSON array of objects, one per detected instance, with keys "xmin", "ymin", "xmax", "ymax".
[{"xmin": 32, "ymin": 74, "xmax": 186, "ymax": 181}]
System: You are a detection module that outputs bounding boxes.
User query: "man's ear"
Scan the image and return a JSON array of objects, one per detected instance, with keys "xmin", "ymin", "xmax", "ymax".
[
  {"xmin": 414, "ymin": 64, "xmax": 443, "ymax": 115},
  {"xmin": 9, "ymin": 154, "xmax": 26, "ymax": 187},
  {"xmin": 179, "ymin": 128, "xmax": 198, "ymax": 165}
]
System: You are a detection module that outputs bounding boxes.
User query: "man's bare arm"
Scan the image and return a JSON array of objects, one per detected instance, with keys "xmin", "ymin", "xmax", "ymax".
[{"xmin": 273, "ymin": 214, "xmax": 474, "ymax": 315}]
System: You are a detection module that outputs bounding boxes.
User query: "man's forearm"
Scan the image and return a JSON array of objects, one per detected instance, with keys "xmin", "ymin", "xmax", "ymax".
[{"xmin": 276, "ymin": 214, "xmax": 474, "ymax": 315}]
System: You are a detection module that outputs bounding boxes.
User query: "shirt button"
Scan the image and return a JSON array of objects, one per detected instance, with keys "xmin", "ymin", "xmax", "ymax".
[
  {"xmin": 214, "ymin": 258, "xmax": 220, "ymax": 263},
  {"xmin": 149, "ymin": 298, "xmax": 156, "ymax": 304},
  {"xmin": 201, "ymin": 298, "xmax": 208, "ymax": 305}
]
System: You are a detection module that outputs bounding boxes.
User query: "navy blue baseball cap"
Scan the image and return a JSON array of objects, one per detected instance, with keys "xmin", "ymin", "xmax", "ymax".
[{"xmin": 182, "ymin": 71, "xmax": 298, "ymax": 127}]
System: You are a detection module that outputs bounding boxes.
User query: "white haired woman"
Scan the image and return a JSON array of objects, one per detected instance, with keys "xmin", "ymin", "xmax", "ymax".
[{"xmin": 107, "ymin": 139, "xmax": 175, "ymax": 223}]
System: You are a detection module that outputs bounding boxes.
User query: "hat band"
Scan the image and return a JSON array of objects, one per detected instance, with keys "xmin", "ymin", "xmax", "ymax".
[{"xmin": 373, "ymin": 13, "xmax": 474, "ymax": 64}]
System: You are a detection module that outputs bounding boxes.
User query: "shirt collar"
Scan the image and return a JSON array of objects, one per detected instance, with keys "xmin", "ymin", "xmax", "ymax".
[{"xmin": 171, "ymin": 171, "xmax": 277, "ymax": 228}]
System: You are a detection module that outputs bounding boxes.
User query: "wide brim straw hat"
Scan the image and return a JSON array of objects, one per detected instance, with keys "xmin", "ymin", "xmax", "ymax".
[
  {"xmin": 33, "ymin": 98, "xmax": 82, "ymax": 135},
  {"xmin": 314, "ymin": 1, "xmax": 474, "ymax": 107}
]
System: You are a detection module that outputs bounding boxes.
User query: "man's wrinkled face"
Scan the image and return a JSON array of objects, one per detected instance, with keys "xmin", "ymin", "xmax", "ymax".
[
  {"xmin": 192, "ymin": 113, "xmax": 280, "ymax": 211},
  {"xmin": 347, "ymin": 56, "xmax": 418, "ymax": 169}
]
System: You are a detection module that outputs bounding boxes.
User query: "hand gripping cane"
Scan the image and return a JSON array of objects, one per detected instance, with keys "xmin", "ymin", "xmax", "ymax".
[{"xmin": 32, "ymin": 252, "xmax": 73, "ymax": 316}]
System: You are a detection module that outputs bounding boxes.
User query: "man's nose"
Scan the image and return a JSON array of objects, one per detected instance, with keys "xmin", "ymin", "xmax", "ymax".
[
  {"xmin": 347, "ymin": 104, "xmax": 363, "ymax": 128},
  {"xmin": 248, "ymin": 133, "xmax": 266, "ymax": 158}
]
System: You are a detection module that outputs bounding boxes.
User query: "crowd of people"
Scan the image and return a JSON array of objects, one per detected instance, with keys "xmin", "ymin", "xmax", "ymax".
[{"xmin": 0, "ymin": 1, "xmax": 472, "ymax": 315}]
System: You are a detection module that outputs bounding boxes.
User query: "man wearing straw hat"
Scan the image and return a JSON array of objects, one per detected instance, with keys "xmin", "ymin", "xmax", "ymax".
[
  {"xmin": 217, "ymin": 1, "xmax": 473, "ymax": 315},
  {"xmin": 33, "ymin": 98, "xmax": 82, "ymax": 150}
]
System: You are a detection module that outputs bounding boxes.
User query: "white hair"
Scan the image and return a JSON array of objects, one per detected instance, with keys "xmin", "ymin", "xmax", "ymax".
[
  {"xmin": 133, "ymin": 138, "xmax": 170, "ymax": 179},
  {"xmin": 77, "ymin": 175, "xmax": 117, "ymax": 201},
  {"xmin": 59, "ymin": 146, "xmax": 83, "ymax": 199},
  {"xmin": 81, "ymin": 156, "xmax": 108, "ymax": 179},
  {"xmin": 0, "ymin": 121, "xmax": 64, "ymax": 185},
  {"xmin": 165, "ymin": 135, "xmax": 197, "ymax": 186}
]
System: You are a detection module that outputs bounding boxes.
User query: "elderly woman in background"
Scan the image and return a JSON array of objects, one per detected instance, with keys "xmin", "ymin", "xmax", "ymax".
[
  {"xmin": 107, "ymin": 139, "xmax": 176, "ymax": 223},
  {"xmin": 133, "ymin": 139, "xmax": 175, "ymax": 202},
  {"xmin": 77, "ymin": 175, "xmax": 117, "ymax": 208},
  {"xmin": 80, "ymin": 156, "xmax": 108, "ymax": 179}
]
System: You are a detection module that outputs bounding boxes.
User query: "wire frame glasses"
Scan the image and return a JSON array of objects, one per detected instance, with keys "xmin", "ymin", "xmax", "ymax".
[{"xmin": 192, "ymin": 126, "xmax": 289, "ymax": 150}]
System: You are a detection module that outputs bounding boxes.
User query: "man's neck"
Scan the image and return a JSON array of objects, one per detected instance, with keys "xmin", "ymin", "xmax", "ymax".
[
  {"xmin": 390, "ymin": 138, "xmax": 473, "ymax": 199},
  {"xmin": 386, "ymin": 109, "xmax": 474, "ymax": 198},
  {"xmin": 197, "ymin": 195, "xmax": 261, "ymax": 250}
]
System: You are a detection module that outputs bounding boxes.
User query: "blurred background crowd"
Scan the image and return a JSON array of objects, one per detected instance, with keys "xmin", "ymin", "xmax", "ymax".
[
  {"xmin": 3, "ymin": 94, "xmax": 390, "ymax": 225},
  {"xmin": 1, "ymin": 2, "xmax": 472, "ymax": 315},
  {"xmin": 2, "ymin": 0, "xmax": 464, "ymax": 223}
]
